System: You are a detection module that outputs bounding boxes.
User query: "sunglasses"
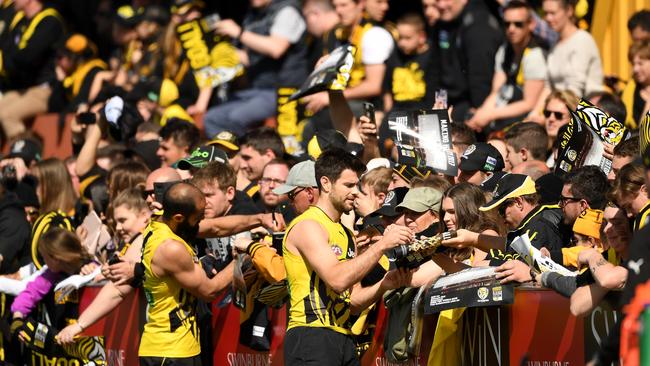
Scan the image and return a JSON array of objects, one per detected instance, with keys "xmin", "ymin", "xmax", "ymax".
[
  {"xmin": 288, "ymin": 187, "xmax": 306, "ymax": 201},
  {"xmin": 543, "ymin": 110, "xmax": 566, "ymax": 120},
  {"xmin": 498, "ymin": 199, "xmax": 516, "ymax": 217},
  {"xmin": 504, "ymin": 21, "xmax": 525, "ymax": 29},
  {"xmin": 558, "ymin": 195, "xmax": 581, "ymax": 208}
]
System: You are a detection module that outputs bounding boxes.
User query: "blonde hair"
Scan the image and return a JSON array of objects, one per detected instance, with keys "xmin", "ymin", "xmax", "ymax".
[
  {"xmin": 38, "ymin": 228, "xmax": 91, "ymax": 274},
  {"xmin": 545, "ymin": 89, "xmax": 579, "ymax": 111}
]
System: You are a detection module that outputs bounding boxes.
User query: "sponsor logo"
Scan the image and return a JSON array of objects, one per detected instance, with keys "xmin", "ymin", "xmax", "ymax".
[
  {"xmin": 331, "ymin": 245, "xmax": 343, "ymax": 256},
  {"xmin": 492, "ymin": 286, "xmax": 503, "ymax": 301},
  {"xmin": 462, "ymin": 144, "xmax": 477, "ymax": 158},
  {"xmin": 384, "ymin": 191, "xmax": 395, "ymax": 206}
]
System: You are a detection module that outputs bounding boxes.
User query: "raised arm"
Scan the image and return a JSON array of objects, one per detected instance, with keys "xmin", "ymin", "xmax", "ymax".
[
  {"xmin": 287, "ymin": 220, "xmax": 412, "ymax": 293},
  {"xmin": 154, "ymin": 239, "xmax": 234, "ymax": 302},
  {"xmin": 198, "ymin": 212, "xmax": 283, "ymax": 238}
]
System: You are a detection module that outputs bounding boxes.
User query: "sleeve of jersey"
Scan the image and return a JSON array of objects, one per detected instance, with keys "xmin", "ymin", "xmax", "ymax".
[
  {"xmin": 248, "ymin": 243, "xmax": 286, "ymax": 283},
  {"xmin": 361, "ymin": 27, "xmax": 394, "ymax": 65},
  {"xmin": 4, "ymin": 16, "xmax": 63, "ymax": 74}
]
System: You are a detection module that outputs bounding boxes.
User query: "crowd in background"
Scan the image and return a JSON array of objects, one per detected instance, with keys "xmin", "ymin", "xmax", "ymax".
[{"xmin": 0, "ymin": 0, "xmax": 649, "ymax": 365}]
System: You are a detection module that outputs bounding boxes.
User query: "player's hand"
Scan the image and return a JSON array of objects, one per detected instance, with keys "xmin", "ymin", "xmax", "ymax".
[
  {"xmin": 378, "ymin": 224, "xmax": 413, "ymax": 250},
  {"xmin": 380, "ymin": 268, "xmax": 414, "ymax": 290},
  {"xmin": 103, "ymin": 259, "xmax": 135, "ymax": 286},
  {"xmin": 495, "ymin": 260, "xmax": 532, "ymax": 284}
]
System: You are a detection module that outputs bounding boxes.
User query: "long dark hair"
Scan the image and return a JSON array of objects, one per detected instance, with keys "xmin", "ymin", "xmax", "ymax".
[{"xmin": 441, "ymin": 183, "xmax": 506, "ymax": 261}]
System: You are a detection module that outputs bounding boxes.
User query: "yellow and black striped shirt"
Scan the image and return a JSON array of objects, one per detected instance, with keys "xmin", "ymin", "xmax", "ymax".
[{"xmin": 283, "ymin": 206, "xmax": 356, "ymax": 335}]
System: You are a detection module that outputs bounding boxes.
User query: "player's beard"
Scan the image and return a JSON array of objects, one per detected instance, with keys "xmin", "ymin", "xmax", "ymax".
[{"xmin": 177, "ymin": 219, "xmax": 200, "ymax": 242}]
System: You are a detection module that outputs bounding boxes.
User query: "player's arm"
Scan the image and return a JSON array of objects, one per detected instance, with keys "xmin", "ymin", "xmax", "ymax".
[
  {"xmin": 287, "ymin": 221, "xmax": 412, "ymax": 293},
  {"xmin": 349, "ymin": 267, "xmax": 413, "ymax": 314},
  {"xmin": 154, "ymin": 239, "xmax": 234, "ymax": 301},
  {"xmin": 198, "ymin": 213, "xmax": 283, "ymax": 238}
]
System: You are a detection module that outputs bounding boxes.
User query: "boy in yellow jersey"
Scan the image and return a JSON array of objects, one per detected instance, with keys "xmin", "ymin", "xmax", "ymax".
[
  {"xmin": 283, "ymin": 148, "xmax": 414, "ymax": 365},
  {"xmin": 139, "ymin": 182, "xmax": 233, "ymax": 366}
]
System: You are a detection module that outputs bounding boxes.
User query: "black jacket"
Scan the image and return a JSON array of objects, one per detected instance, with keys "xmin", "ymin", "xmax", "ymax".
[{"xmin": 0, "ymin": 191, "xmax": 31, "ymax": 274}]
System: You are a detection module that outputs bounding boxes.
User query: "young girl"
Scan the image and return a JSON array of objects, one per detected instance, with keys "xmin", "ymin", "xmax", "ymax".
[
  {"xmin": 56, "ymin": 189, "xmax": 151, "ymax": 345},
  {"xmin": 10, "ymin": 228, "xmax": 104, "ymax": 363}
]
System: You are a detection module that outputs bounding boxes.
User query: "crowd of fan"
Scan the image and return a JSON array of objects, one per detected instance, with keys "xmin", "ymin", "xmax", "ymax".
[{"xmin": 0, "ymin": 0, "xmax": 649, "ymax": 364}]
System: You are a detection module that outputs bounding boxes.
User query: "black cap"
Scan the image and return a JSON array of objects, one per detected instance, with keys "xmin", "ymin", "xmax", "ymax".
[
  {"xmin": 7, "ymin": 139, "xmax": 42, "ymax": 165},
  {"xmin": 177, "ymin": 145, "xmax": 228, "ymax": 170},
  {"xmin": 392, "ymin": 163, "xmax": 433, "ymax": 183},
  {"xmin": 480, "ymin": 170, "xmax": 506, "ymax": 193},
  {"xmin": 459, "ymin": 143, "xmax": 505, "ymax": 172},
  {"xmin": 115, "ymin": 5, "xmax": 143, "ymax": 28},
  {"xmin": 130, "ymin": 139, "xmax": 161, "ymax": 171},
  {"xmin": 369, "ymin": 187, "xmax": 409, "ymax": 218},
  {"xmin": 307, "ymin": 129, "xmax": 348, "ymax": 159},
  {"xmin": 480, "ymin": 173, "xmax": 537, "ymax": 211}
]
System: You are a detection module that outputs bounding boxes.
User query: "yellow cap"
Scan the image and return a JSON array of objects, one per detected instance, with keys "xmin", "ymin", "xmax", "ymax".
[{"xmin": 573, "ymin": 209, "xmax": 603, "ymax": 239}]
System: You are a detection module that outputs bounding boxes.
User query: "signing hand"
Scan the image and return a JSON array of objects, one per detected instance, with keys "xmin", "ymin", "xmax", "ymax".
[
  {"xmin": 441, "ymin": 228, "xmax": 479, "ymax": 249},
  {"xmin": 378, "ymin": 224, "xmax": 413, "ymax": 250},
  {"xmin": 260, "ymin": 212, "xmax": 285, "ymax": 232}
]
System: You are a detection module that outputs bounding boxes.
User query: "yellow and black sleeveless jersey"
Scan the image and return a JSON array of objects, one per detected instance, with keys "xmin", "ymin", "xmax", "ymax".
[
  {"xmin": 31, "ymin": 210, "xmax": 74, "ymax": 269},
  {"xmin": 139, "ymin": 221, "xmax": 200, "ymax": 358},
  {"xmin": 283, "ymin": 206, "xmax": 356, "ymax": 335},
  {"xmin": 633, "ymin": 201, "xmax": 650, "ymax": 232}
]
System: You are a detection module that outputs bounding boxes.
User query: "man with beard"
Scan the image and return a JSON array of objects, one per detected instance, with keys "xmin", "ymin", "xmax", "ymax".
[
  {"xmin": 283, "ymin": 148, "xmax": 414, "ymax": 365},
  {"xmin": 138, "ymin": 182, "xmax": 233, "ymax": 365}
]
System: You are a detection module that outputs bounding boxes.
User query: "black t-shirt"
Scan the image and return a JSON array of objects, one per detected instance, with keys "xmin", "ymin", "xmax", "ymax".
[
  {"xmin": 383, "ymin": 45, "xmax": 440, "ymax": 112},
  {"xmin": 230, "ymin": 190, "xmax": 263, "ymax": 215},
  {"xmin": 620, "ymin": 224, "xmax": 650, "ymax": 309},
  {"xmin": 488, "ymin": 205, "xmax": 564, "ymax": 265}
]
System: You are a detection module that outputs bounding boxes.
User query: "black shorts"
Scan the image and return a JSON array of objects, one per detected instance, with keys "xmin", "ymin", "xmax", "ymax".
[
  {"xmin": 139, "ymin": 355, "xmax": 202, "ymax": 366},
  {"xmin": 284, "ymin": 327, "xmax": 360, "ymax": 366}
]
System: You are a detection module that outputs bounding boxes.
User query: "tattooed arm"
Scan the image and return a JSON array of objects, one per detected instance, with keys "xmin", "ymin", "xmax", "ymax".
[{"xmin": 578, "ymin": 248, "xmax": 627, "ymax": 290}]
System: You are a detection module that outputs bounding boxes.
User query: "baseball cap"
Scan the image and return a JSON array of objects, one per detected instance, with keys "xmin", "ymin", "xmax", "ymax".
[
  {"xmin": 366, "ymin": 158, "xmax": 391, "ymax": 172},
  {"xmin": 459, "ymin": 143, "xmax": 505, "ymax": 172},
  {"xmin": 370, "ymin": 187, "xmax": 409, "ymax": 217},
  {"xmin": 307, "ymin": 130, "xmax": 348, "ymax": 159},
  {"xmin": 177, "ymin": 145, "xmax": 228, "ymax": 170},
  {"xmin": 480, "ymin": 170, "xmax": 506, "ymax": 193},
  {"xmin": 393, "ymin": 163, "xmax": 433, "ymax": 183},
  {"xmin": 480, "ymin": 174, "xmax": 537, "ymax": 211},
  {"xmin": 396, "ymin": 187, "xmax": 443, "ymax": 213},
  {"xmin": 272, "ymin": 160, "xmax": 316, "ymax": 195},
  {"xmin": 7, "ymin": 139, "xmax": 42, "ymax": 165},
  {"xmin": 115, "ymin": 5, "xmax": 143, "ymax": 28},
  {"xmin": 208, "ymin": 130, "xmax": 239, "ymax": 152},
  {"xmin": 573, "ymin": 209, "xmax": 603, "ymax": 239}
]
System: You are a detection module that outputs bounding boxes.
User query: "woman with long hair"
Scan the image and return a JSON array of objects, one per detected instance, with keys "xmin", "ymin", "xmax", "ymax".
[{"xmin": 30, "ymin": 158, "xmax": 78, "ymax": 269}]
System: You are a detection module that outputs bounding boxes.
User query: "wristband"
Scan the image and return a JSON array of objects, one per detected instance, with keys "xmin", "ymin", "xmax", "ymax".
[{"xmin": 235, "ymin": 28, "xmax": 244, "ymax": 41}]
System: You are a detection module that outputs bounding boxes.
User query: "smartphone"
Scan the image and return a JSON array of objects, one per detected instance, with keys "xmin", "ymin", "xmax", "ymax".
[
  {"xmin": 154, "ymin": 181, "xmax": 178, "ymax": 203},
  {"xmin": 77, "ymin": 112, "xmax": 97, "ymax": 125},
  {"xmin": 362, "ymin": 102, "xmax": 376, "ymax": 126}
]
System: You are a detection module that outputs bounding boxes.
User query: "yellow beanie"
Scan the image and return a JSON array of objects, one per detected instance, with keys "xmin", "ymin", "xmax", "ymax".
[{"xmin": 573, "ymin": 209, "xmax": 603, "ymax": 239}]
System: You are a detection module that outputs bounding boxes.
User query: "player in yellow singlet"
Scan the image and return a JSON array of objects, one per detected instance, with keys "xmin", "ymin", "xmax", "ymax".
[
  {"xmin": 138, "ymin": 182, "xmax": 233, "ymax": 366},
  {"xmin": 283, "ymin": 148, "xmax": 414, "ymax": 365}
]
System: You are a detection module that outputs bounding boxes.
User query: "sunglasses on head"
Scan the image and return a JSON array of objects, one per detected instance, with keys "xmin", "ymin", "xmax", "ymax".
[
  {"xmin": 504, "ymin": 21, "xmax": 525, "ymax": 29},
  {"xmin": 543, "ymin": 110, "xmax": 566, "ymax": 119}
]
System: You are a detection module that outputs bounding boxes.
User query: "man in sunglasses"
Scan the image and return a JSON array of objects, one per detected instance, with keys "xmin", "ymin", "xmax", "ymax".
[
  {"xmin": 467, "ymin": 0, "xmax": 547, "ymax": 133},
  {"xmin": 559, "ymin": 166, "xmax": 610, "ymax": 227}
]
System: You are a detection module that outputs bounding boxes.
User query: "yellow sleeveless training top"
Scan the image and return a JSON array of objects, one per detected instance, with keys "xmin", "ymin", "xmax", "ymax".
[
  {"xmin": 283, "ymin": 206, "xmax": 356, "ymax": 335},
  {"xmin": 139, "ymin": 221, "xmax": 200, "ymax": 358}
]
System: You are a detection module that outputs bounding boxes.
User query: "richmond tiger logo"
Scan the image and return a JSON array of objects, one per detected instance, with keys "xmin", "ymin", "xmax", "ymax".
[{"xmin": 575, "ymin": 99, "xmax": 626, "ymax": 145}]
